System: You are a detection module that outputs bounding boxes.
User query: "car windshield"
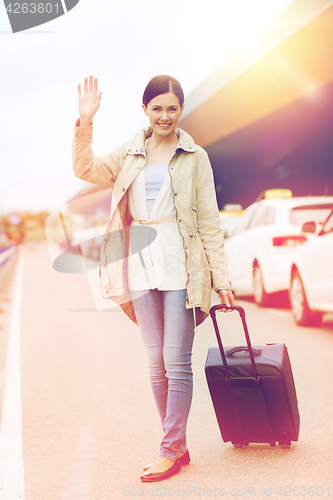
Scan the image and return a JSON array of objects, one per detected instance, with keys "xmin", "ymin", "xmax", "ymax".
[{"xmin": 289, "ymin": 204, "xmax": 333, "ymax": 226}]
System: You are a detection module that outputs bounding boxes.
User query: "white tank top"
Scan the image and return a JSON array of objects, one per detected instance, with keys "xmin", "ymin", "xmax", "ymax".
[{"xmin": 144, "ymin": 162, "xmax": 169, "ymax": 218}]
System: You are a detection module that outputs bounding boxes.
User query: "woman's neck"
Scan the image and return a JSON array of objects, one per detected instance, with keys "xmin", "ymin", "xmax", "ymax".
[
  {"xmin": 148, "ymin": 131, "xmax": 178, "ymax": 149},
  {"xmin": 146, "ymin": 132, "xmax": 178, "ymax": 164}
]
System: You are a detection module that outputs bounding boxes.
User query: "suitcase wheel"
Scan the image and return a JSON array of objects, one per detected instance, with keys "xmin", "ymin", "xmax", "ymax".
[
  {"xmin": 270, "ymin": 443, "xmax": 276, "ymax": 447},
  {"xmin": 279, "ymin": 442, "xmax": 291, "ymax": 449},
  {"xmin": 233, "ymin": 443, "xmax": 243, "ymax": 448}
]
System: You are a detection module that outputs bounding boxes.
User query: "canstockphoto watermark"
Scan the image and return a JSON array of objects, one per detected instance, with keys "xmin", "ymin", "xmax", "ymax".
[
  {"xmin": 3, "ymin": 0, "xmax": 80, "ymax": 33},
  {"xmin": 123, "ymin": 485, "xmax": 331, "ymax": 497},
  {"xmin": 123, "ymin": 485, "xmax": 256, "ymax": 497},
  {"xmin": 46, "ymin": 207, "xmax": 157, "ymax": 275},
  {"xmin": 45, "ymin": 200, "xmax": 160, "ymax": 308}
]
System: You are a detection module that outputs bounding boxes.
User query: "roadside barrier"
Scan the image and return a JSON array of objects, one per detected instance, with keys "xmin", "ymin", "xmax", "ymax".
[{"xmin": 0, "ymin": 245, "xmax": 17, "ymax": 269}]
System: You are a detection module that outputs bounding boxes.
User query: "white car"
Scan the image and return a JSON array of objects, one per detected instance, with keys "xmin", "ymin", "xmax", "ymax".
[
  {"xmin": 224, "ymin": 193, "xmax": 333, "ymax": 306},
  {"xmin": 219, "ymin": 204, "xmax": 243, "ymax": 238},
  {"xmin": 289, "ymin": 210, "xmax": 333, "ymax": 326}
]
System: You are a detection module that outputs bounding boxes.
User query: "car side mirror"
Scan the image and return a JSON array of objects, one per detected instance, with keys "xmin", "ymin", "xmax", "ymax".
[{"xmin": 301, "ymin": 221, "xmax": 316, "ymax": 233}]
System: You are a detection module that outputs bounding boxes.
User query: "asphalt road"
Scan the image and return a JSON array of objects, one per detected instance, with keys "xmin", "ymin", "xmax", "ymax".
[{"xmin": 1, "ymin": 243, "xmax": 333, "ymax": 500}]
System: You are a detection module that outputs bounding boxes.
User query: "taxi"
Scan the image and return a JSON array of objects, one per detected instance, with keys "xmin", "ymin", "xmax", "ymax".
[
  {"xmin": 224, "ymin": 189, "xmax": 333, "ymax": 306},
  {"xmin": 219, "ymin": 204, "xmax": 243, "ymax": 237},
  {"xmin": 290, "ymin": 209, "xmax": 333, "ymax": 326}
]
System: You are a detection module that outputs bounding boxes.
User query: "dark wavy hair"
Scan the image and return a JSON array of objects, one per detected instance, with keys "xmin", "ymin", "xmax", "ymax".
[{"xmin": 142, "ymin": 75, "xmax": 184, "ymax": 107}]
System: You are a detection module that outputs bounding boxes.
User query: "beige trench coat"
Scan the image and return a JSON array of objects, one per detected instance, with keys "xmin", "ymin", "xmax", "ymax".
[{"xmin": 72, "ymin": 124, "xmax": 231, "ymax": 328}]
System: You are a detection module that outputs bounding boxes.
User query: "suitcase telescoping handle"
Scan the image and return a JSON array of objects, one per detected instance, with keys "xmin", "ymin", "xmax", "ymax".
[{"xmin": 210, "ymin": 304, "xmax": 260, "ymax": 385}]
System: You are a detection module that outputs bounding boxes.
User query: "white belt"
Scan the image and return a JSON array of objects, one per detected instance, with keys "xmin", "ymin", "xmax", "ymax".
[{"xmin": 132, "ymin": 217, "xmax": 176, "ymax": 225}]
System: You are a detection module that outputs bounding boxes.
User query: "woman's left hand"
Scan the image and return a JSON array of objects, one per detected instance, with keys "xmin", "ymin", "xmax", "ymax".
[{"xmin": 217, "ymin": 289, "xmax": 235, "ymax": 313}]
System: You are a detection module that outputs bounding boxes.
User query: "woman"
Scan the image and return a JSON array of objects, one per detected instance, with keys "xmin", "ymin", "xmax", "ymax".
[{"xmin": 72, "ymin": 74, "xmax": 234, "ymax": 482}]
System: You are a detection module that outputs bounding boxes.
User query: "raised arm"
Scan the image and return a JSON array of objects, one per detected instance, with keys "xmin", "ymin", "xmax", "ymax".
[{"xmin": 73, "ymin": 76, "xmax": 125, "ymax": 185}]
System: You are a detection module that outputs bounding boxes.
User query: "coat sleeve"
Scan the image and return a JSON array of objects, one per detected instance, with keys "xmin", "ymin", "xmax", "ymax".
[
  {"xmin": 72, "ymin": 121, "xmax": 127, "ymax": 184},
  {"xmin": 195, "ymin": 147, "xmax": 231, "ymax": 291}
]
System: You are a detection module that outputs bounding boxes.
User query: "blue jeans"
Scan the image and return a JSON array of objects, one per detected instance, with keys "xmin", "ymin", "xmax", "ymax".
[{"xmin": 130, "ymin": 289, "xmax": 195, "ymax": 461}]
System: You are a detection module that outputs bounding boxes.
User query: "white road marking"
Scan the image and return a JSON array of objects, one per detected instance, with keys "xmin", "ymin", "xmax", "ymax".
[{"xmin": 0, "ymin": 249, "xmax": 25, "ymax": 500}]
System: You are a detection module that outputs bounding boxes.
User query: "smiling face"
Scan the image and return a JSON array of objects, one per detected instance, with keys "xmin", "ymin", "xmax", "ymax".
[{"xmin": 142, "ymin": 92, "xmax": 184, "ymax": 139}]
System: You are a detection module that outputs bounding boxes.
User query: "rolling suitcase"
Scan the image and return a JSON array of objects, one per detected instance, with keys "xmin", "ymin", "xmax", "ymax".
[{"xmin": 205, "ymin": 304, "xmax": 300, "ymax": 448}]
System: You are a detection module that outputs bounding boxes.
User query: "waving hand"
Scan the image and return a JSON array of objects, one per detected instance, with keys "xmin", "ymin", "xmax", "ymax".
[{"xmin": 78, "ymin": 75, "xmax": 102, "ymax": 126}]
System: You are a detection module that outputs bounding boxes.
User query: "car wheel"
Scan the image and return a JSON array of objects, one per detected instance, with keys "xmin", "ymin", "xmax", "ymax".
[
  {"xmin": 290, "ymin": 270, "xmax": 323, "ymax": 326},
  {"xmin": 253, "ymin": 263, "xmax": 269, "ymax": 307}
]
